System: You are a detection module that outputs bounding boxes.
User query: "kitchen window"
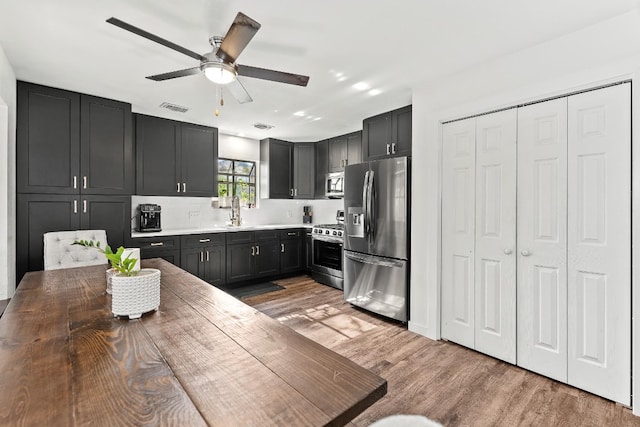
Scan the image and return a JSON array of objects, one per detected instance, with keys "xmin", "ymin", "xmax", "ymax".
[{"xmin": 218, "ymin": 158, "xmax": 256, "ymax": 206}]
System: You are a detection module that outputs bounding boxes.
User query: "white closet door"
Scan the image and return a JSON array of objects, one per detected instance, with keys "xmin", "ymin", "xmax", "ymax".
[
  {"xmin": 474, "ymin": 109, "xmax": 517, "ymax": 363},
  {"xmin": 567, "ymin": 83, "xmax": 631, "ymax": 405},
  {"xmin": 516, "ymin": 98, "xmax": 568, "ymax": 381},
  {"xmin": 441, "ymin": 118, "xmax": 476, "ymax": 347}
]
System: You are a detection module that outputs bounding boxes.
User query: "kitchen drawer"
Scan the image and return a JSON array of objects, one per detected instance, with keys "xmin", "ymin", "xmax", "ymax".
[
  {"xmin": 226, "ymin": 231, "xmax": 254, "ymax": 244},
  {"xmin": 256, "ymin": 230, "xmax": 279, "ymax": 241},
  {"xmin": 132, "ymin": 236, "xmax": 179, "ymax": 250},
  {"xmin": 280, "ymin": 229, "xmax": 302, "ymax": 240},
  {"xmin": 181, "ymin": 233, "xmax": 225, "ymax": 248}
]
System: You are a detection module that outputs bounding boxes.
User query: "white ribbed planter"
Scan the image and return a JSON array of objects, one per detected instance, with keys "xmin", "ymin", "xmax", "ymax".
[{"xmin": 111, "ymin": 268, "xmax": 161, "ymax": 319}]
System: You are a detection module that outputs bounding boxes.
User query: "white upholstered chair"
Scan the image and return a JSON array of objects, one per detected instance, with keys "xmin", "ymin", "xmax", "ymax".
[{"xmin": 43, "ymin": 230, "xmax": 109, "ymax": 270}]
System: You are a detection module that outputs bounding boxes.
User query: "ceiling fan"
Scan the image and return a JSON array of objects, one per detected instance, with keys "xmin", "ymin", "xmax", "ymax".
[{"xmin": 106, "ymin": 12, "xmax": 309, "ymax": 104}]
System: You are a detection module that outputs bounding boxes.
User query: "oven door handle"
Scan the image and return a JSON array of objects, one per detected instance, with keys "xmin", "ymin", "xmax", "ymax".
[{"xmin": 312, "ymin": 235, "xmax": 344, "ymax": 244}]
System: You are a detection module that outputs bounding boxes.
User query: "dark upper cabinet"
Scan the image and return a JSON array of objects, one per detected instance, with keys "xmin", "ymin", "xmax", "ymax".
[
  {"xmin": 328, "ymin": 131, "xmax": 362, "ymax": 172},
  {"xmin": 260, "ymin": 139, "xmax": 315, "ymax": 199},
  {"xmin": 136, "ymin": 114, "xmax": 218, "ymax": 197},
  {"xmin": 80, "ymin": 95, "xmax": 133, "ymax": 194},
  {"xmin": 180, "ymin": 124, "xmax": 218, "ymax": 196},
  {"xmin": 16, "ymin": 194, "xmax": 131, "ymax": 282},
  {"xmin": 362, "ymin": 105, "xmax": 412, "ymax": 161},
  {"xmin": 292, "ymin": 143, "xmax": 315, "ymax": 199},
  {"xmin": 260, "ymin": 138, "xmax": 292, "ymax": 199},
  {"xmin": 17, "ymin": 82, "xmax": 133, "ymax": 195},
  {"xmin": 315, "ymin": 140, "xmax": 329, "ymax": 199}
]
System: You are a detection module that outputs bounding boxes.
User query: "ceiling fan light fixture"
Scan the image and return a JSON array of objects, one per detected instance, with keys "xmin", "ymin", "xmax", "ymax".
[{"xmin": 202, "ymin": 62, "xmax": 237, "ymax": 85}]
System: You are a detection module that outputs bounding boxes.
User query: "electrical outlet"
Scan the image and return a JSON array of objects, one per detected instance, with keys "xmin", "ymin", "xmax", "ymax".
[{"xmin": 189, "ymin": 211, "xmax": 200, "ymax": 219}]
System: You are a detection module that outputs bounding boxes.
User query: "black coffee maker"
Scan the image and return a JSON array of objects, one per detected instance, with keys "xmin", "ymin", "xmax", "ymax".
[{"xmin": 137, "ymin": 204, "xmax": 162, "ymax": 232}]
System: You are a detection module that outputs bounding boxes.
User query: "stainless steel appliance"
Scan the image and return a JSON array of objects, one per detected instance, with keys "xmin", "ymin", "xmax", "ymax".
[
  {"xmin": 311, "ymin": 210, "xmax": 345, "ymax": 289},
  {"xmin": 343, "ymin": 157, "xmax": 410, "ymax": 322},
  {"xmin": 136, "ymin": 204, "xmax": 162, "ymax": 232},
  {"xmin": 326, "ymin": 172, "xmax": 345, "ymax": 199}
]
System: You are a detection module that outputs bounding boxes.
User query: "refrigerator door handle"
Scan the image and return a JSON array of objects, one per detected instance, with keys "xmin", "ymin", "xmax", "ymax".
[
  {"xmin": 367, "ymin": 170, "xmax": 376, "ymax": 245},
  {"xmin": 362, "ymin": 170, "xmax": 370, "ymax": 237},
  {"xmin": 344, "ymin": 251, "xmax": 404, "ymax": 268}
]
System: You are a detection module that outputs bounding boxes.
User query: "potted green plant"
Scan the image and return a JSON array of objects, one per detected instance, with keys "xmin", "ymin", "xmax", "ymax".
[{"xmin": 73, "ymin": 240, "xmax": 160, "ymax": 319}]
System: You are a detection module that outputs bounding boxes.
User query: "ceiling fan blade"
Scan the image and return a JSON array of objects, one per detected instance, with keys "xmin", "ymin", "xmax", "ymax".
[
  {"xmin": 107, "ymin": 17, "xmax": 206, "ymax": 62},
  {"xmin": 226, "ymin": 79, "xmax": 253, "ymax": 104},
  {"xmin": 237, "ymin": 64, "xmax": 309, "ymax": 87},
  {"xmin": 146, "ymin": 67, "xmax": 201, "ymax": 81},
  {"xmin": 216, "ymin": 12, "xmax": 261, "ymax": 64}
]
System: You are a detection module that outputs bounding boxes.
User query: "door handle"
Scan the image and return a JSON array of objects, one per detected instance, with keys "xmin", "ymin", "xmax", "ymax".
[
  {"xmin": 290, "ymin": 188, "xmax": 294, "ymax": 196},
  {"xmin": 83, "ymin": 176, "xmax": 87, "ymax": 189},
  {"xmin": 83, "ymin": 199, "xmax": 87, "ymax": 214},
  {"xmin": 256, "ymin": 245, "xmax": 260, "ymax": 255},
  {"xmin": 206, "ymin": 251, "xmax": 209, "ymax": 262},
  {"xmin": 294, "ymin": 188, "xmax": 297, "ymax": 197},
  {"xmin": 199, "ymin": 238, "xmax": 211, "ymax": 243},
  {"xmin": 281, "ymin": 243, "xmax": 285, "ymax": 253},
  {"xmin": 200, "ymin": 251, "xmax": 204, "ymax": 262},
  {"xmin": 73, "ymin": 199, "xmax": 78, "ymax": 214},
  {"xmin": 391, "ymin": 143, "xmax": 396, "ymax": 154},
  {"xmin": 73, "ymin": 176, "xmax": 77, "ymax": 189},
  {"xmin": 386, "ymin": 144, "xmax": 391, "ymax": 155},
  {"xmin": 150, "ymin": 242, "xmax": 164, "ymax": 247},
  {"xmin": 251, "ymin": 246, "xmax": 255, "ymax": 256},
  {"xmin": 504, "ymin": 248, "xmax": 513, "ymax": 255},
  {"xmin": 183, "ymin": 183, "xmax": 186, "ymax": 193},
  {"xmin": 177, "ymin": 183, "xmax": 181, "ymax": 192},
  {"xmin": 520, "ymin": 250, "xmax": 531, "ymax": 257}
]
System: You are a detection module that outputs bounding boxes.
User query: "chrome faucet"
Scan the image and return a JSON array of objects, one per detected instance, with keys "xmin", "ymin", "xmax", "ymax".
[{"xmin": 229, "ymin": 195, "xmax": 242, "ymax": 226}]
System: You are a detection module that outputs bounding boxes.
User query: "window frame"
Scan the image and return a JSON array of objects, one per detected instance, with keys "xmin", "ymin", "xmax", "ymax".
[{"xmin": 217, "ymin": 158, "xmax": 257, "ymax": 207}]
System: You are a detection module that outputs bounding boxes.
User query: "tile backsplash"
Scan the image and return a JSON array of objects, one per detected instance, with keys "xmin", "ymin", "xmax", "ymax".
[{"xmin": 131, "ymin": 196, "xmax": 343, "ymax": 231}]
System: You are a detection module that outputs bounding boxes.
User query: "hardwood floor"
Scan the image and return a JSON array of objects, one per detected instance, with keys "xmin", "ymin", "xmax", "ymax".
[{"xmin": 242, "ymin": 275, "xmax": 640, "ymax": 427}]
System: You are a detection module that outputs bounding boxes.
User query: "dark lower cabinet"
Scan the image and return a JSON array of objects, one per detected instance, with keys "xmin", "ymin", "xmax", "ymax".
[
  {"xmin": 255, "ymin": 239, "xmax": 280, "ymax": 277},
  {"xmin": 16, "ymin": 194, "xmax": 131, "ymax": 282},
  {"xmin": 180, "ymin": 234, "xmax": 225, "ymax": 286},
  {"xmin": 134, "ymin": 236, "xmax": 180, "ymax": 266},
  {"xmin": 280, "ymin": 229, "xmax": 303, "ymax": 274},
  {"xmin": 304, "ymin": 229, "xmax": 313, "ymax": 272},
  {"xmin": 226, "ymin": 242, "xmax": 255, "ymax": 284}
]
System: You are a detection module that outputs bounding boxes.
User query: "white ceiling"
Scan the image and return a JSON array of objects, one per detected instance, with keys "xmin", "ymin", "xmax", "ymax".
[{"xmin": 0, "ymin": 0, "xmax": 637, "ymax": 141}]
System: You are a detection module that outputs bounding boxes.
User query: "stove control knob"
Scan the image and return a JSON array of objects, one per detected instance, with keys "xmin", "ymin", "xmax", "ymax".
[
  {"xmin": 338, "ymin": 231, "xmax": 343, "ymax": 237},
  {"xmin": 325, "ymin": 230, "xmax": 330, "ymax": 235},
  {"xmin": 333, "ymin": 231, "xmax": 337, "ymax": 236}
]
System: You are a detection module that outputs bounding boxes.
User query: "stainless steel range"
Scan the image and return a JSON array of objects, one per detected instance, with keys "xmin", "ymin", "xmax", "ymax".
[{"xmin": 311, "ymin": 211, "xmax": 344, "ymax": 290}]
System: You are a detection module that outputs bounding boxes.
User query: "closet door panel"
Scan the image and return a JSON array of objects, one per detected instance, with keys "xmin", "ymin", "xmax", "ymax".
[
  {"xmin": 516, "ymin": 98, "xmax": 568, "ymax": 382},
  {"xmin": 474, "ymin": 109, "xmax": 517, "ymax": 363},
  {"xmin": 567, "ymin": 83, "xmax": 631, "ymax": 405},
  {"xmin": 441, "ymin": 118, "xmax": 476, "ymax": 347}
]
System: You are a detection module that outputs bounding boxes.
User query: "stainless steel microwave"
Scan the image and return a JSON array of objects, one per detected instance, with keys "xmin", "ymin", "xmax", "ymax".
[{"xmin": 326, "ymin": 172, "xmax": 344, "ymax": 198}]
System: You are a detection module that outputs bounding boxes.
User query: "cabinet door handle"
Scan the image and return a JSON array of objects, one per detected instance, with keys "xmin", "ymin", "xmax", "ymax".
[
  {"xmin": 73, "ymin": 176, "xmax": 77, "ymax": 189},
  {"xmin": 290, "ymin": 188, "xmax": 294, "ymax": 196},
  {"xmin": 150, "ymin": 242, "xmax": 164, "ymax": 247},
  {"xmin": 199, "ymin": 238, "xmax": 211, "ymax": 243},
  {"xmin": 386, "ymin": 144, "xmax": 391, "ymax": 155},
  {"xmin": 200, "ymin": 251, "xmax": 204, "ymax": 262},
  {"xmin": 83, "ymin": 199, "xmax": 87, "ymax": 214},
  {"xmin": 294, "ymin": 188, "xmax": 297, "ymax": 197},
  {"xmin": 256, "ymin": 245, "xmax": 260, "ymax": 255},
  {"xmin": 177, "ymin": 183, "xmax": 181, "ymax": 192},
  {"xmin": 206, "ymin": 251, "xmax": 209, "ymax": 262},
  {"xmin": 183, "ymin": 183, "xmax": 186, "ymax": 193},
  {"xmin": 281, "ymin": 243, "xmax": 285, "ymax": 253},
  {"xmin": 83, "ymin": 176, "xmax": 87, "ymax": 189},
  {"xmin": 251, "ymin": 246, "xmax": 255, "ymax": 256},
  {"xmin": 287, "ymin": 232, "xmax": 296, "ymax": 236},
  {"xmin": 391, "ymin": 143, "xmax": 396, "ymax": 154},
  {"xmin": 73, "ymin": 199, "xmax": 78, "ymax": 214},
  {"xmin": 521, "ymin": 250, "xmax": 531, "ymax": 257}
]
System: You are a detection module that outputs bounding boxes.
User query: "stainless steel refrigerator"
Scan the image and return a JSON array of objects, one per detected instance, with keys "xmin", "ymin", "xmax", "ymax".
[{"xmin": 343, "ymin": 156, "xmax": 410, "ymax": 322}]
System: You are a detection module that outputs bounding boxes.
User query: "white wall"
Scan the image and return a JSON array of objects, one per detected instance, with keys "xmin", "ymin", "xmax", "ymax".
[
  {"xmin": 132, "ymin": 133, "xmax": 343, "ymax": 230},
  {"xmin": 0, "ymin": 43, "xmax": 16, "ymax": 300},
  {"xmin": 407, "ymin": 9, "xmax": 640, "ymax": 414}
]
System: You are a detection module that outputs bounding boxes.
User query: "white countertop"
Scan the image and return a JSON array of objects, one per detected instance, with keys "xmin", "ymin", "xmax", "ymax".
[{"xmin": 131, "ymin": 223, "xmax": 312, "ymax": 239}]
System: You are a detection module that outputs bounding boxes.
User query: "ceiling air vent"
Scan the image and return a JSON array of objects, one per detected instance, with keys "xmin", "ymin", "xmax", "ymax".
[
  {"xmin": 253, "ymin": 122, "xmax": 275, "ymax": 130},
  {"xmin": 159, "ymin": 102, "xmax": 189, "ymax": 113}
]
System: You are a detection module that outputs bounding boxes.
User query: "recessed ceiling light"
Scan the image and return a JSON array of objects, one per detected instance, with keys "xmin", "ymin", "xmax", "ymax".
[
  {"xmin": 368, "ymin": 89, "xmax": 382, "ymax": 96},
  {"xmin": 293, "ymin": 111, "xmax": 305, "ymax": 117},
  {"xmin": 353, "ymin": 82, "xmax": 370, "ymax": 91},
  {"xmin": 313, "ymin": 117, "xmax": 322, "ymax": 121},
  {"xmin": 337, "ymin": 76, "xmax": 347, "ymax": 82}
]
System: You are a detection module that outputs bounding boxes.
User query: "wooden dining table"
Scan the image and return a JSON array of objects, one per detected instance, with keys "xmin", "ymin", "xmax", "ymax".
[{"xmin": 0, "ymin": 258, "xmax": 386, "ymax": 426}]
